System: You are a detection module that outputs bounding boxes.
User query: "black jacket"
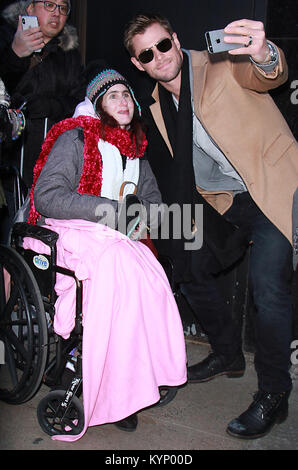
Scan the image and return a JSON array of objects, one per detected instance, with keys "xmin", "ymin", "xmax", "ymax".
[{"xmin": 0, "ymin": 1, "xmax": 85, "ymax": 188}]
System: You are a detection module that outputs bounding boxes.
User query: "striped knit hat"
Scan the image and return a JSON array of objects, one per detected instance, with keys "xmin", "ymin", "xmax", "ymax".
[{"xmin": 86, "ymin": 66, "xmax": 141, "ymax": 116}]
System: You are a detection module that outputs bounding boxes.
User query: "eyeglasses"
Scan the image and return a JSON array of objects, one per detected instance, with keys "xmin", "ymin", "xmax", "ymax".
[
  {"xmin": 32, "ymin": 1, "xmax": 70, "ymax": 16},
  {"xmin": 137, "ymin": 37, "xmax": 173, "ymax": 64}
]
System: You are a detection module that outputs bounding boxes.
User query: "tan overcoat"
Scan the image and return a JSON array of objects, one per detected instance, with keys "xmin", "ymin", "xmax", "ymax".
[{"xmin": 149, "ymin": 45, "xmax": 298, "ymax": 243}]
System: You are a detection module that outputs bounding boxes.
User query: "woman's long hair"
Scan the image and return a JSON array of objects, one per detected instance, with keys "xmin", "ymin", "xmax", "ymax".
[{"xmin": 95, "ymin": 94, "xmax": 146, "ymax": 155}]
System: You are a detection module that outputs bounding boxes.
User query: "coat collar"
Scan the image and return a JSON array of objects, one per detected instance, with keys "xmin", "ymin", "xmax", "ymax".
[
  {"xmin": 149, "ymin": 49, "xmax": 209, "ymax": 155},
  {"xmin": 150, "ymin": 85, "xmax": 173, "ymax": 155},
  {"xmin": 189, "ymin": 49, "xmax": 209, "ymax": 118}
]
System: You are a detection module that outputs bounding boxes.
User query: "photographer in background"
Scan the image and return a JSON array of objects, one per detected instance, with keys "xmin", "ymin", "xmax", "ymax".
[{"xmin": 0, "ymin": 0, "xmax": 84, "ymax": 243}]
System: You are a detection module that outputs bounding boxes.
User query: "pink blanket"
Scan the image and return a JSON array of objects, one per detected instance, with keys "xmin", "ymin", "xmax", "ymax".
[{"xmin": 24, "ymin": 219, "xmax": 187, "ymax": 441}]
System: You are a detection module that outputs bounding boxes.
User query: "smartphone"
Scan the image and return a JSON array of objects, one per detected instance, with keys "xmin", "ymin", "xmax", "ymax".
[
  {"xmin": 21, "ymin": 15, "xmax": 41, "ymax": 52},
  {"xmin": 21, "ymin": 15, "xmax": 39, "ymax": 30},
  {"xmin": 205, "ymin": 29, "xmax": 243, "ymax": 54}
]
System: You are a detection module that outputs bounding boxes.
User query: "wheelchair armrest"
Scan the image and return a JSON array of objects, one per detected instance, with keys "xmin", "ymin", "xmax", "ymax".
[{"xmin": 12, "ymin": 222, "xmax": 59, "ymax": 248}]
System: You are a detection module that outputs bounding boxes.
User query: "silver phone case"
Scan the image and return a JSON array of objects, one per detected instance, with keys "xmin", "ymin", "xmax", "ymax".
[
  {"xmin": 21, "ymin": 15, "xmax": 39, "ymax": 30},
  {"xmin": 21, "ymin": 16, "xmax": 41, "ymax": 52},
  {"xmin": 205, "ymin": 29, "xmax": 243, "ymax": 54}
]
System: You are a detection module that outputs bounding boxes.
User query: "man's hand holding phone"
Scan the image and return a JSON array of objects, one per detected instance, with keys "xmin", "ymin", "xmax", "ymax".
[
  {"xmin": 206, "ymin": 19, "xmax": 272, "ymax": 65},
  {"xmin": 224, "ymin": 19, "xmax": 271, "ymax": 64},
  {"xmin": 12, "ymin": 15, "xmax": 45, "ymax": 57}
]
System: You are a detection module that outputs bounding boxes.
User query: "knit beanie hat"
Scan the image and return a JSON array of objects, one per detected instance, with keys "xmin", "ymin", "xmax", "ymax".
[{"xmin": 85, "ymin": 61, "xmax": 141, "ymax": 116}]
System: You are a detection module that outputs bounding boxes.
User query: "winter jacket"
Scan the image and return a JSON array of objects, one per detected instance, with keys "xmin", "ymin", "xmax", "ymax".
[
  {"xmin": 145, "ymin": 48, "xmax": 298, "ymax": 246},
  {"xmin": 33, "ymin": 128, "xmax": 163, "ymax": 230}
]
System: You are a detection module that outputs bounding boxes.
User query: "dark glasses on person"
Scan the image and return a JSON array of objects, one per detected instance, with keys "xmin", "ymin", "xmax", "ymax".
[
  {"xmin": 137, "ymin": 37, "xmax": 173, "ymax": 64},
  {"xmin": 32, "ymin": 1, "xmax": 70, "ymax": 16}
]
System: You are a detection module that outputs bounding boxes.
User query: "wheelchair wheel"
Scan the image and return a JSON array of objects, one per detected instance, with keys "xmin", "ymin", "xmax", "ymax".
[
  {"xmin": 156, "ymin": 386, "xmax": 178, "ymax": 407},
  {"xmin": 0, "ymin": 245, "xmax": 48, "ymax": 404},
  {"xmin": 37, "ymin": 390, "xmax": 84, "ymax": 436}
]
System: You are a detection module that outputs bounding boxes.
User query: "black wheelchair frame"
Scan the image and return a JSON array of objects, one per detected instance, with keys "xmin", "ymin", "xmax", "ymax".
[{"xmin": 1, "ymin": 221, "xmax": 85, "ymax": 435}]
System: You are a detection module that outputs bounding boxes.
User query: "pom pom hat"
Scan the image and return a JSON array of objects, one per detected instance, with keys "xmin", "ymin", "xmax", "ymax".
[{"xmin": 86, "ymin": 63, "xmax": 141, "ymax": 116}]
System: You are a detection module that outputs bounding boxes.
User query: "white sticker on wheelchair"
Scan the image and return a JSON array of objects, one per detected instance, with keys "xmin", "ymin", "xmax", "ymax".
[
  {"xmin": 33, "ymin": 254, "xmax": 49, "ymax": 270},
  {"xmin": 0, "ymin": 340, "xmax": 4, "ymax": 364}
]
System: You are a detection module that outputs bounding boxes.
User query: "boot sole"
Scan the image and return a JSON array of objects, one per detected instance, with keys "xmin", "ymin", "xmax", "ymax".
[
  {"xmin": 114, "ymin": 424, "xmax": 137, "ymax": 432},
  {"xmin": 188, "ymin": 369, "xmax": 245, "ymax": 383},
  {"xmin": 226, "ymin": 407, "xmax": 288, "ymax": 440}
]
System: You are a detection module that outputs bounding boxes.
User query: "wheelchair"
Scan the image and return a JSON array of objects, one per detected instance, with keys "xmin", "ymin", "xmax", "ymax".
[
  {"xmin": 0, "ymin": 220, "xmax": 86, "ymax": 435},
  {"xmin": 0, "ymin": 169, "xmax": 178, "ymax": 437}
]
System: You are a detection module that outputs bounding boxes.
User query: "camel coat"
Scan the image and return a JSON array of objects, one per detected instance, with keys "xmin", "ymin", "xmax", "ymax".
[{"xmin": 149, "ymin": 45, "xmax": 298, "ymax": 243}]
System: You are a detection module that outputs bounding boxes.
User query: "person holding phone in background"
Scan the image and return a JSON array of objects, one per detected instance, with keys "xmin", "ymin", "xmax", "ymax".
[
  {"xmin": 0, "ymin": 0, "xmax": 84, "ymax": 243},
  {"xmin": 124, "ymin": 13, "xmax": 298, "ymax": 439}
]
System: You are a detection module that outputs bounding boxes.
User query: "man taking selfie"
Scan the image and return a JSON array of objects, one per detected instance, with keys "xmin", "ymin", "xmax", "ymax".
[{"xmin": 124, "ymin": 13, "xmax": 298, "ymax": 439}]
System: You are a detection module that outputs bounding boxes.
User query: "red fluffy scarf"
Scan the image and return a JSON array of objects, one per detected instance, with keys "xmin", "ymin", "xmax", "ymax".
[{"xmin": 28, "ymin": 115, "xmax": 147, "ymax": 225}]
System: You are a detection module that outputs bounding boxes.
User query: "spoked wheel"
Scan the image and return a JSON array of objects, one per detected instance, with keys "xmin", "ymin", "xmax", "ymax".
[
  {"xmin": 156, "ymin": 386, "xmax": 178, "ymax": 407},
  {"xmin": 0, "ymin": 245, "xmax": 48, "ymax": 404},
  {"xmin": 37, "ymin": 390, "xmax": 84, "ymax": 436}
]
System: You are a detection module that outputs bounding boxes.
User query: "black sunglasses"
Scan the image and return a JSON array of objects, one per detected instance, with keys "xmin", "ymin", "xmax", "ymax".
[{"xmin": 137, "ymin": 37, "xmax": 173, "ymax": 64}]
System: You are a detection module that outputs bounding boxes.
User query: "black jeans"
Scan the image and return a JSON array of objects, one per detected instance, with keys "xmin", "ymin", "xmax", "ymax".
[{"xmin": 180, "ymin": 192, "xmax": 293, "ymax": 392}]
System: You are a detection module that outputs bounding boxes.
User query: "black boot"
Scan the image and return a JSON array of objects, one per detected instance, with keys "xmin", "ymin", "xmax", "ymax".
[
  {"xmin": 114, "ymin": 413, "xmax": 138, "ymax": 432},
  {"xmin": 187, "ymin": 351, "xmax": 245, "ymax": 383},
  {"xmin": 226, "ymin": 390, "xmax": 290, "ymax": 439}
]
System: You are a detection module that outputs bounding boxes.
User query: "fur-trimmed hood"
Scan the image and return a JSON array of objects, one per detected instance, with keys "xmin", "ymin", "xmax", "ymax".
[{"xmin": 2, "ymin": 1, "xmax": 78, "ymax": 51}]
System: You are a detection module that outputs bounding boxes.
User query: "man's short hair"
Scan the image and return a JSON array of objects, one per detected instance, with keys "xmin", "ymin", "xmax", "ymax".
[
  {"xmin": 23, "ymin": 0, "xmax": 71, "ymax": 12},
  {"xmin": 123, "ymin": 13, "xmax": 174, "ymax": 57},
  {"xmin": 23, "ymin": 0, "xmax": 33, "ymax": 7}
]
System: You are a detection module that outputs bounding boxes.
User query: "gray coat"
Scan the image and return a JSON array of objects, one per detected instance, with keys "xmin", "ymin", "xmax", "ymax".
[{"xmin": 34, "ymin": 128, "xmax": 163, "ymax": 230}]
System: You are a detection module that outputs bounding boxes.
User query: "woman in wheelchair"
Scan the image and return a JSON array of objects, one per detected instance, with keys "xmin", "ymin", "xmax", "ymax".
[{"xmin": 23, "ymin": 63, "xmax": 187, "ymax": 440}]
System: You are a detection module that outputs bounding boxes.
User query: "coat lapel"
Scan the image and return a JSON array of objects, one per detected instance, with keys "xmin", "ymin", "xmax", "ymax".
[
  {"xmin": 149, "ymin": 50, "xmax": 208, "ymax": 155},
  {"xmin": 150, "ymin": 85, "xmax": 173, "ymax": 156},
  {"xmin": 189, "ymin": 50, "xmax": 208, "ymax": 119}
]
